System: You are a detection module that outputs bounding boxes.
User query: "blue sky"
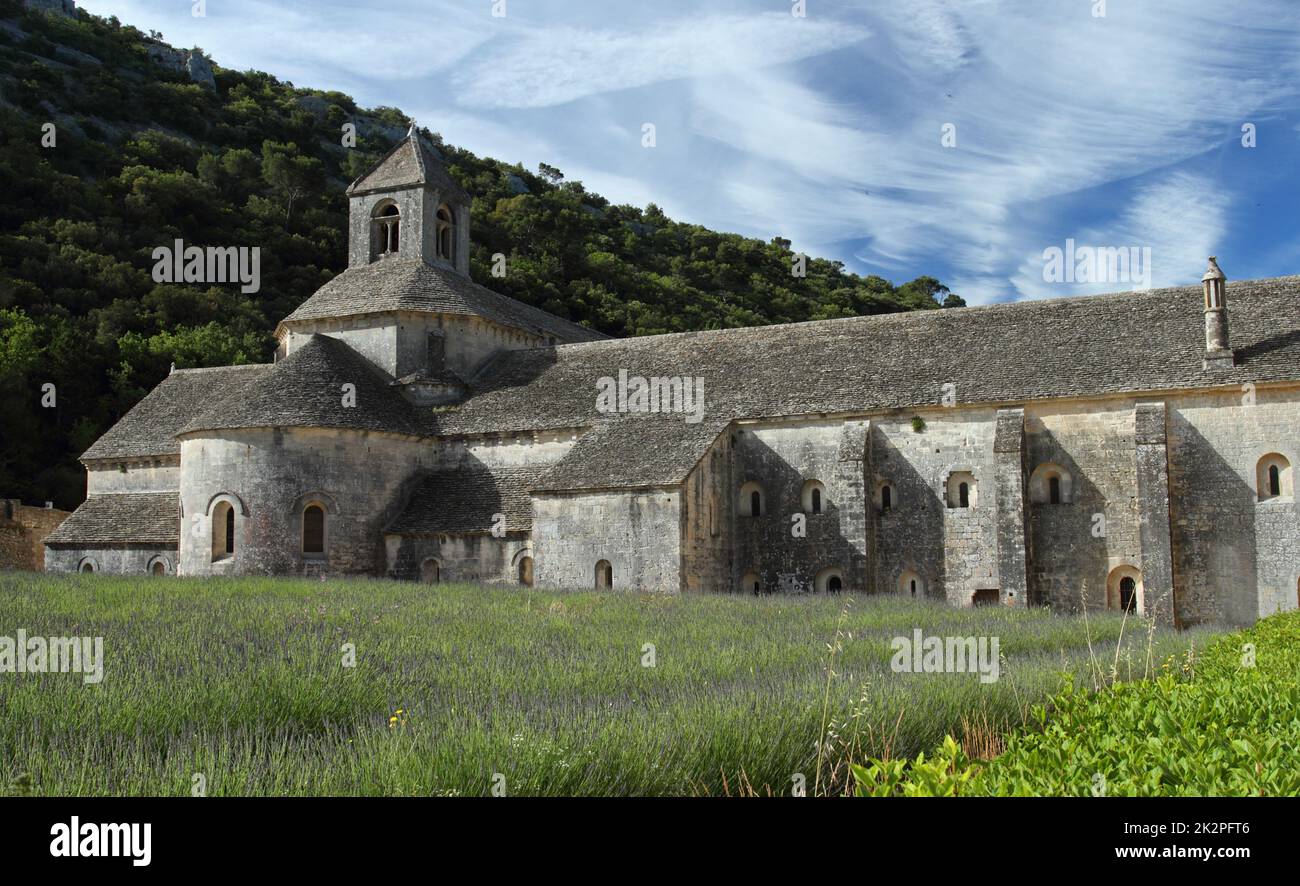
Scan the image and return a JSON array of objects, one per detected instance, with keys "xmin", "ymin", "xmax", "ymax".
[{"xmin": 81, "ymin": 0, "xmax": 1300, "ymax": 304}]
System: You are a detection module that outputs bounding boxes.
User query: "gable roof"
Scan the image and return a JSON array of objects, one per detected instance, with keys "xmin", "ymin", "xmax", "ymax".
[
  {"xmin": 180, "ymin": 334, "xmax": 423, "ymax": 438},
  {"xmin": 44, "ymin": 493, "xmax": 179, "ymax": 546},
  {"xmin": 82, "ymin": 364, "xmax": 271, "ymax": 461},
  {"xmin": 433, "ymin": 276, "xmax": 1300, "ymax": 441},
  {"xmin": 278, "ymin": 258, "xmax": 606, "ymax": 344},
  {"xmin": 346, "ymin": 129, "xmax": 469, "ymax": 201},
  {"xmin": 386, "ymin": 462, "xmax": 538, "ymax": 534}
]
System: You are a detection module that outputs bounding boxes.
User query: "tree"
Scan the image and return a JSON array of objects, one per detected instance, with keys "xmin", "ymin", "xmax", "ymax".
[{"xmin": 260, "ymin": 140, "xmax": 324, "ymax": 226}]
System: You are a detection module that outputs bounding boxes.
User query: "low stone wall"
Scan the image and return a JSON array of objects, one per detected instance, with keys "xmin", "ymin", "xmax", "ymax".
[{"xmin": 1, "ymin": 499, "xmax": 72, "ymax": 571}]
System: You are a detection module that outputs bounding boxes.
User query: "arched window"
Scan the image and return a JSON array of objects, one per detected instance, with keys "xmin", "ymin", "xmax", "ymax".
[
  {"xmin": 518, "ymin": 556, "xmax": 534, "ymax": 587},
  {"xmin": 420, "ymin": 558, "xmax": 441, "ymax": 584},
  {"xmin": 741, "ymin": 571, "xmax": 761, "ymax": 595},
  {"xmin": 595, "ymin": 559, "xmax": 613, "ymax": 589},
  {"xmin": 815, "ymin": 567, "xmax": 844, "ymax": 594},
  {"xmin": 436, "ymin": 204, "xmax": 455, "ymax": 262},
  {"xmin": 946, "ymin": 471, "xmax": 977, "ymax": 509},
  {"xmin": 739, "ymin": 481, "xmax": 764, "ymax": 517},
  {"xmin": 371, "ymin": 202, "xmax": 400, "ymax": 259},
  {"xmin": 1029, "ymin": 463, "xmax": 1073, "ymax": 505},
  {"xmin": 1106, "ymin": 566, "xmax": 1143, "ymax": 615},
  {"xmin": 212, "ymin": 501, "xmax": 235, "ymax": 562},
  {"xmin": 1118, "ymin": 577, "xmax": 1137, "ymax": 613},
  {"xmin": 1256, "ymin": 454, "xmax": 1293, "ymax": 502},
  {"xmin": 898, "ymin": 570, "xmax": 924, "ymax": 598},
  {"xmin": 800, "ymin": 479, "xmax": 826, "ymax": 514},
  {"xmin": 302, "ymin": 504, "xmax": 325, "ymax": 556}
]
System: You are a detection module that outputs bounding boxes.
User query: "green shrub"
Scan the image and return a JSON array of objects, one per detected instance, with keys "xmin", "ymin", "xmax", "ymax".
[{"xmin": 855, "ymin": 611, "xmax": 1300, "ymax": 796}]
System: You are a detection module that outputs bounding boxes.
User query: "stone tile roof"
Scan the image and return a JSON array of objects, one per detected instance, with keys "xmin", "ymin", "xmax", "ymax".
[
  {"xmin": 436, "ymin": 277, "xmax": 1300, "ymax": 441},
  {"xmin": 346, "ymin": 131, "xmax": 469, "ymax": 202},
  {"xmin": 44, "ymin": 493, "xmax": 179, "ymax": 546},
  {"xmin": 386, "ymin": 462, "xmax": 538, "ymax": 533},
  {"xmin": 180, "ymin": 334, "xmax": 423, "ymax": 437},
  {"xmin": 535, "ymin": 415, "xmax": 729, "ymax": 492},
  {"xmin": 82, "ymin": 364, "xmax": 271, "ymax": 460},
  {"xmin": 278, "ymin": 258, "xmax": 606, "ymax": 344}
]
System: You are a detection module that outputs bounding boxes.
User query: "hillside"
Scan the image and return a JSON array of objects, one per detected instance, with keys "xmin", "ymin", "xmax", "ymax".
[{"xmin": 0, "ymin": 2, "xmax": 962, "ymax": 509}]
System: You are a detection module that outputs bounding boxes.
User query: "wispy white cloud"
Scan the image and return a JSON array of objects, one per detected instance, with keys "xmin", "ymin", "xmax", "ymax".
[{"xmin": 449, "ymin": 13, "xmax": 871, "ymax": 109}]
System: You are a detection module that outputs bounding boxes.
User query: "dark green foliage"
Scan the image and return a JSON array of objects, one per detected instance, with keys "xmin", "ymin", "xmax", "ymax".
[{"xmin": 0, "ymin": 7, "xmax": 962, "ymax": 509}]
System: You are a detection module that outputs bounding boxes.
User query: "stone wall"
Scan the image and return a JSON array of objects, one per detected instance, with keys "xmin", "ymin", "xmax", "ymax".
[
  {"xmin": 282, "ymin": 312, "xmax": 549, "ymax": 386},
  {"xmin": 869, "ymin": 409, "xmax": 1000, "ymax": 604},
  {"xmin": 1023, "ymin": 401, "xmax": 1143, "ymax": 614},
  {"xmin": 731, "ymin": 419, "xmax": 866, "ymax": 594},
  {"xmin": 384, "ymin": 531, "xmax": 530, "ymax": 584},
  {"xmin": 681, "ymin": 430, "xmax": 733, "ymax": 592},
  {"xmin": 1166, "ymin": 385, "xmax": 1300, "ymax": 626},
  {"xmin": 532, "ymin": 489, "xmax": 681, "ymax": 592},
  {"xmin": 45, "ymin": 545, "xmax": 175, "ymax": 575},
  {"xmin": 1, "ymin": 499, "xmax": 71, "ymax": 571},
  {"xmin": 85, "ymin": 458, "xmax": 180, "ymax": 495},
  {"xmin": 177, "ymin": 426, "xmax": 427, "ymax": 577}
]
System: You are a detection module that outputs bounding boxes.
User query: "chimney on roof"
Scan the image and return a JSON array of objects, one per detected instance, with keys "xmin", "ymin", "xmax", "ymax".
[{"xmin": 1202, "ymin": 256, "xmax": 1234, "ymax": 371}]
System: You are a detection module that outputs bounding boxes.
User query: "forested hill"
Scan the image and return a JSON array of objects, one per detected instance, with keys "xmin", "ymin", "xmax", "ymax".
[{"xmin": 0, "ymin": 2, "xmax": 963, "ymax": 509}]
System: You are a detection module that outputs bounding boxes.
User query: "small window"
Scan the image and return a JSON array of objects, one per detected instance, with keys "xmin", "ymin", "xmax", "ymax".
[
  {"xmin": 946, "ymin": 472, "xmax": 977, "ymax": 509},
  {"xmin": 800, "ymin": 479, "xmax": 826, "ymax": 514},
  {"xmin": 212, "ymin": 501, "xmax": 235, "ymax": 562},
  {"xmin": 1030, "ymin": 464, "xmax": 1072, "ymax": 505},
  {"xmin": 436, "ymin": 204, "xmax": 455, "ymax": 262},
  {"xmin": 898, "ymin": 570, "xmax": 924, "ymax": 598},
  {"xmin": 371, "ymin": 202, "xmax": 400, "ymax": 260},
  {"xmin": 1107, "ymin": 567, "xmax": 1142, "ymax": 614},
  {"xmin": 815, "ymin": 567, "xmax": 843, "ymax": 594},
  {"xmin": 1119, "ymin": 577, "xmax": 1137, "ymax": 612},
  {"xmin": 739, "ymin": 481, "xmax": 764, "ymax": 518},
  {"xmin": 881, "ymin": 485, "xmax": 892, "ymax": 511},
  {"xmin": 1256, "ymin": 454, "xmax": 1293, "ymax": 502},
  {"xmin": 303, "ymin": 504, "xmax": 325, "ymax": 556}
]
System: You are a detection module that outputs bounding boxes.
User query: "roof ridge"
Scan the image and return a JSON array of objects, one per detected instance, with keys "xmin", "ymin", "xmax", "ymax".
[
  {"xmin": 170, "ymin": 363, "xmax": 270, "ymax": 374},
  {"xmin": 544, "ymin": 274, "xmax": 1300, "ymax": 354}
]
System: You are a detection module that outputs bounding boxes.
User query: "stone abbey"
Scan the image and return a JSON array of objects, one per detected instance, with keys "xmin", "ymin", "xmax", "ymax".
[{"xmin": 45, "ymin": 127, "xmax": 1300, "ymax": 627}]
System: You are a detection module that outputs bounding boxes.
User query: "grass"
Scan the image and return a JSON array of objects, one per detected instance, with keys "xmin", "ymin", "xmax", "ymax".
[
  {"xmin": 0, "ymin": 573, "xmax": 1219, "ymax": 796},
  {"xmin": 854, "ymin": 610, "xmax": 1300, "ymax": 796}
]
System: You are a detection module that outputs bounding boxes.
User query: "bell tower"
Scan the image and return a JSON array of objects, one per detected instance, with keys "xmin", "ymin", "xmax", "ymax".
[{"xmin": 345, "ymin": 122, "xmax": 471, "ymax": 275}]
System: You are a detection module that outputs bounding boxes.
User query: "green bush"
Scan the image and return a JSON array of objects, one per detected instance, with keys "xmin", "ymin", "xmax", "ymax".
[{"xmin": 855, "ymin": 611, "xmax": 1300, "ymax": 796}]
